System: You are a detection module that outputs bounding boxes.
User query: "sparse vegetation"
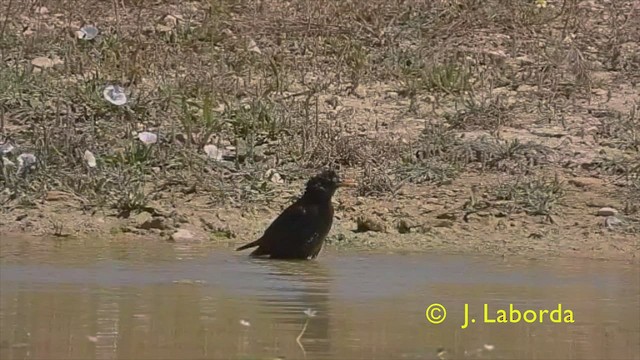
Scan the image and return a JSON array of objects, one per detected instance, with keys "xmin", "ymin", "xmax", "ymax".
[
  {"xmin": 0, "ymin": 0, "xmax": 638, "ymax": 256},
  {"xmin": 493, "ymin": 174, "xmax": 566, "ymax": 218}
]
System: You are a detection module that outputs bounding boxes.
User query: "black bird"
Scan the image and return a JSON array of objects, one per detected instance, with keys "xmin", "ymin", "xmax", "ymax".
[{"xmin": 236, "ymin": 169, "xmax": 356, "ymax": 259}]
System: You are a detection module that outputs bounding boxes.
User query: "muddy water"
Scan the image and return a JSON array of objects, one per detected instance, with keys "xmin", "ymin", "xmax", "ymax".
[{"xmin": 0, "ymin": 237, "xmax": 638, "ymax": 360}]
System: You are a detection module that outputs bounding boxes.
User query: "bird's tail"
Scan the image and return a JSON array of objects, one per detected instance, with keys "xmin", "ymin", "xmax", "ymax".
[{"xmin": 236, "ymin": 239, "xmax": 260, "ymax": 251}]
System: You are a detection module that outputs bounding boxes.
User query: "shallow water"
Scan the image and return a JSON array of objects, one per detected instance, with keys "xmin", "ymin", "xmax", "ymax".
[{"xmin": 0, "ymin": 236, "xmax": 638, "ymax": 360}]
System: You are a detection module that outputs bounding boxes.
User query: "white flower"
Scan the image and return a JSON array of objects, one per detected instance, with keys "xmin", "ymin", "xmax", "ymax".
[
  {"xmin": 84, "ymin": 150, "xmax": 97, "ymax": 167},
  {"xmin": 103, "ymin": 85, "xmax": 127, "ymax": 106},
  {"xmin": 17, "ymin": 153, "xmax": 37, "ymax": 167},
  {"xmin": 16, "ymin": 153, "xmax": 37, "ymax": 175},
  {"xmin": 203, "ymin": 144, "xmax": 223, "ymax": 161},
  {"xmin": 78, "ymin": 25, "xmax": 99, "ymax": 40},
  {"xmin": 239, "ymin": 319, "xmax": 251, "ymax": 327},
  {"xmin": 137, "ymin": 132, "xmax": 158, "ymax": 144},
  {"xmin": 303, "ymin": 308, "xmax": 317, "ymax": 317}
]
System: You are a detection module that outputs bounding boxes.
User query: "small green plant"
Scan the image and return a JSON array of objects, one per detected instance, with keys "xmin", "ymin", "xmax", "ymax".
[
  {"xmin": 444, "ymin": 93, "xmax": 512, "ymax": 134},
  {"xmin": 595, "ymin": 103, "xmax": 639, "ymax": 152},
  {"xmin": 357, "ymin": 164, "xmax": 400, "ymax": 196},
  {"xmin": 494, "ymin": 174, "xmax": 566, "ymax": 217},
  {"xmin": 398, "ymin": 52, "xmax": 474, "ymax": 96},
  {"xmin": 394, "ymin": 159, "xmax": 461, "ymax": 186}
]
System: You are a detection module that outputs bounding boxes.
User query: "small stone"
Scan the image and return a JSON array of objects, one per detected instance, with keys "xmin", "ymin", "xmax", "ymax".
[
  {"xmin": 134, "ymin": 211, "xmax": 152, "ymax": 225},
  {"xmin": 515, "ymin": 56, "xmax": 534, "ymax": 66},
  {"xmin": 143, "ymin": 218, "xmax": 166, "ymax": 230},
  {"xmin": 176, "ymin": 214, "xmax": 189, "ymax": 224},
  {"xmin": 31, "ymin": 56, "xmax": 62, "ymax": 69},
  {"xmin": 433, "ymin": 220, "xmax": 454, "ymax": 228},
  {"xmin": 597, "ymin": 207, "xmax": 618, "ymax": 217},
  {"xmin": 135, "ymin": 212, "xmax": 167, "ymax": 230},
  {"xmin": 586, "ymin": 200, "xmax": 614, "ymax": 208},
  {"xmin": 355, "ymin": 216, "xmax": 386, "ymax": 233},
  {"xmin": 568, "ymin": 177, "xmax": 602, "ymax": 188},
  {"xmin": 171, "ymin": 229, "xmax": 194, "ymax": 241},
  {"xmin": 372, "ymin": 207, "xmax": 389, "ymax": 216},
  {"xmin": 396, "ymin": 219, "xmax": 412, "ymax": 234},
  {"xmin": 45, "ymin": 191, "xmax": 71, "ymax": 201},
  {"xmin": 516, "ymin": 84, "xmax": 536, "ymax": 92},
  {"xmin": 436, "ymin": 212, "xmax": 456, "ymax": 220},
  {"xmin": 352, "ymin": 86, "xmax": 367, "ymax": 98}
]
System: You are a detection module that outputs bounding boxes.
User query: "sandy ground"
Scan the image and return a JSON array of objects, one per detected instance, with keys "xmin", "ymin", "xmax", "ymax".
[{"xmin": 2, "ymin": 146, "xmax": 638, "ymax": 263}]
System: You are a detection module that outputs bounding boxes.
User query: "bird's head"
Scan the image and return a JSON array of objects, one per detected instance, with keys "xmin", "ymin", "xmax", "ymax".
[{"xmin": 304, "ymin": 169, "xmax": 356, "ymax": 200}]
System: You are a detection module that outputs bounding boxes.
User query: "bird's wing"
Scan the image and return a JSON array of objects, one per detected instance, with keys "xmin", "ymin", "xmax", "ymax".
[{"xmin": 259, "ymin": 200, "xmax": 319, "ymax": 247}]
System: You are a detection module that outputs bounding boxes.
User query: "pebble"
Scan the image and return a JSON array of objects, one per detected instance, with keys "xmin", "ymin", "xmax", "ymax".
[
  {"xmin": 436, "ymin": 212, "xmax": 456, "ymax": 220},
  {"xmin": 568, "ymin": 177, "xmax": 602, "ymax": 188},
  {"xmin": 433, "ymin": 220, "xmax": 454, "ymax": 228},
  {"xmin": 597, "ymin": 207, "xmax": 618, "ymax": 217},
  {"xmin": 396, "ymin": 219, "xmax": 413, "ymax": 234},
  {"xmin": 135, "ymin": 212, "xmax": 167, "ymax": 230},
  {"xmin": 31, "ymin": 56, "xmax": 62, "ymax": 69},
  {"xmin": 355, "ymin": 216, "xmax": 386, "ymax": 233},
  {"xmin": 171, "ymin": 229, "xmax": 194, "ymax": 241}
]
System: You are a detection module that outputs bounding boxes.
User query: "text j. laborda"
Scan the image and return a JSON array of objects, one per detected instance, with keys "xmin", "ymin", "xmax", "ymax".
[{"xmin": 425, "ymin": 303, "xmax": 575, "ymax": 329}]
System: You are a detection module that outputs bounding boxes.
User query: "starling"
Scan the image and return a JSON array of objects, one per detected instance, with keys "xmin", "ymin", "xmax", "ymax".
[{"xmin": 236, "ymin": 169, "xmax": 356, "ymax": 259}]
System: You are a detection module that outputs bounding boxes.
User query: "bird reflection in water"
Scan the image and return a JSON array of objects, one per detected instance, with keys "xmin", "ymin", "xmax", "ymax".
[{"xmin": 251, "ymin": 258, "xmax": 332, "ymax": 358}]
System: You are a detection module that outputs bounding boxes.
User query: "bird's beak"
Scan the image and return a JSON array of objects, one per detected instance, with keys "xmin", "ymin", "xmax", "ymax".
[{"xmin": 338, "ymin": 178, "xmax": 357, "ymax": 187}]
